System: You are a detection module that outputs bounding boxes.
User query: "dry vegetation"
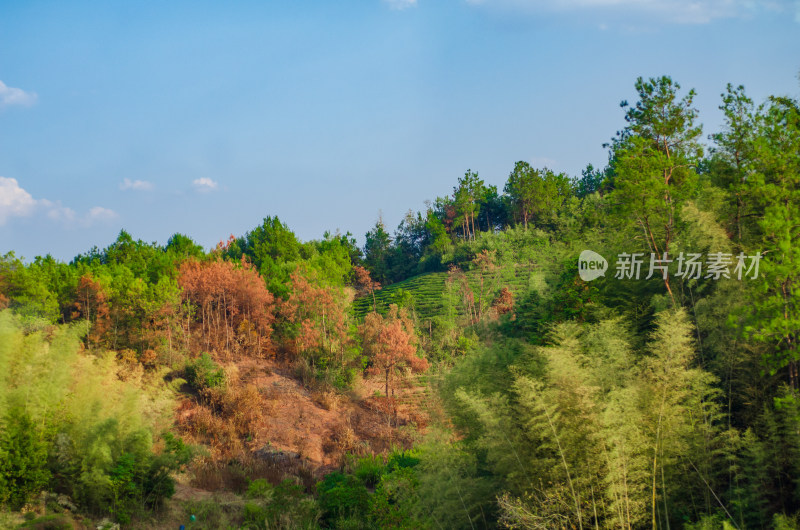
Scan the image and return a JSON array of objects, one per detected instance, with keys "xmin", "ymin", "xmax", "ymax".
[{"xmin": 174, "ymin": 355, "xmax": 431, "ymax": 494}]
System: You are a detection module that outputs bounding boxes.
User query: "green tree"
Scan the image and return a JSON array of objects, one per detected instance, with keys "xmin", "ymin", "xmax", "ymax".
[
  {"xmin": 573, "ymin": 163, "xmax": 608, "ymax": 199},
  {"xmin": 505, "ymin": 161, "xmax": 537, "ymax": 229},
  {"xmin": 709, "ymin": 84, "xmax": 758, "ymax": 246},
  {"xmin": 425, "ymin": 209, "xmax": 448, "ymax": 248},
  {"xmin": 453, "ymin": 170, "xmax": 486, "ymax": 241},
  {"xmin": 504, "ymin": 162, "xmax": 571, "ymax": 230},
  {"xmin": 302, "ymin": 230, "xmax": 355, "ymax": 287},
  {"xmin": 164, "ymin": 233, "xmax": 205, "ymax": 259},
  {"xmin": 389, "ymin": 210, "xmax": 430, "ymax": 281},
  {"xmin": 223, "ymin": 216, "xmax": 301, "ymax": 297},
  {"xmin": 609, "ymin": 76, "xmax": 703, "ymax": 304},
  {"xmin": 743, "ymin": 96, "xmax": 800, "ymax": 388},
  {"xmin": 0, "ymin": 407, "xmax": 51, "ymax": 509},
  {"xmin": 0, "ymin": 252, "xmax": 63, "ymax": 322},
  {"xmin": 364, "ymin": 216, "xmax": 392, "ymax": 284}
]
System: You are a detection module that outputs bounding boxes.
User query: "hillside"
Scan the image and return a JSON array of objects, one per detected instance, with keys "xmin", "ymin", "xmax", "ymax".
[
  {"xmin": 175, "ymin": 357, "xmax": 435, "ymax": 474},
  {"xmin": 2, "ymin": 76, "xmax": 800, "ymax": 529}
]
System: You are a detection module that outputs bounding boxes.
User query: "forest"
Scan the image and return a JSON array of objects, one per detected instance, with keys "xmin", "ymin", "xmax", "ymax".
[{"xmin": 1, "ymin": 76, "xmax": 799, "ymax": 529}]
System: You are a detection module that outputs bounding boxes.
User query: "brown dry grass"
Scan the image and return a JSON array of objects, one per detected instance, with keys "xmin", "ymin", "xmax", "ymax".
[
  {"xmin": 175, "ymin": 356, "xmax": 430, "ymax": 493},
  {"xmin": 311, "ymin": 389, "xmax": 340, "ymax": 411},
  {"xmin": 190, "ymin": 451, "xmax": 316, "ymax": 493}
]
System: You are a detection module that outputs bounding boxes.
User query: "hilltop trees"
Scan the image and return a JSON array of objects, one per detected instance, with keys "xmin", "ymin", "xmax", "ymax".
[
  {"xmin": 361, "ymin": 164, "xmax": 572, "ymax": 285},
  {"xmin": 303, "ymin": 230, "xmax": 359, "ymax": 287},
  {"xmin": 221, "ymin": 216, "xmax": 301, "ymax": 297},
  {"xmin": 504, "ymin": 162, "xmax": 537, "ymax": 228},
  {"xmin": 178, "ymin": 258, "xmax": 276, "ymax": 358},
  {"xmin": 504, "ymin": 162, "xmax": 571, "ymax": 230},
  {"xmin": 164, "ymin": 233, "xmax": 205, "ymax": 259},
  {"xmin": 453, "ymin": 170, "xmax": 487, "ymax": 241},
  {"xmin": 364, "ymin": 217, "xmax": 392, "ymax": 284},
  {"xmin": 574, "ymin": 163, "xmax": 607, "ymax": 199},
  {"xmin": 709, "ymin": 84, "xmax": 758, "ymax": 246},
  {"xmin": 609, "ymin": 76, "xmax": 703, "ymax": 303},
  {"xmin": 390, "ymin": 211, "xmax": 431, "ymax": 279}
]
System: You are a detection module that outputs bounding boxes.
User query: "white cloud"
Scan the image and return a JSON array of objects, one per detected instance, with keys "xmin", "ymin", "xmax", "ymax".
[
  {"xmin": 87, "ymin": 206, "xmax": 117, "ymax": 222},
  {"xmin": 0, "ymin": 80, "xmax": 37, "ymax": 108},
  {"xmin": 120, "ymin": 178, "xmax": 154, "ymax": 191},
  {"xmin": 0, "ymin": 176, "xmax": 116, "ymax": 227},
  {"xmin": 192, "ymin": 177, "xmax": 219, "ymax": 193},
  {"xmin": 0, "ymin": 177, "xmax": 37, "ymax": 225},
  {"xmin": 40, "ymin": 199, "xmax": 77, "ymax": 223},
  {"xmin": 464, "ymin": 0, "xmax": 794, "ymax": 24},
  {"xmin": 383, "ymin": 0, "xmax": 417, "ymax": 10}
]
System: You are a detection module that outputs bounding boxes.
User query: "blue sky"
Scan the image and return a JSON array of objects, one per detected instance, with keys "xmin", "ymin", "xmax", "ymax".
[{"xmin": 1, "ymin": 0, "xmax": 798, "ymax": 261}]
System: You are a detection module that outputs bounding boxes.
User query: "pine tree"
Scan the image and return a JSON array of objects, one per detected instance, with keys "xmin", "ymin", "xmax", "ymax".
[
  {"xmin": 743, "ymin": 96, "xmax": 800, "ymax": 388},
  {"xmin": 609, "ymin": 76, "xmax": 703, "ymax": 304}
]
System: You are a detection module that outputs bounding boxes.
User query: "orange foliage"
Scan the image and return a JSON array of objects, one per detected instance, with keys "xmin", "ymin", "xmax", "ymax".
[
  {"xmin": 282, "ymin": 267, "xmax": 351, "ymax": 362},
  {"xmin": 179, "ymin": 258, "xmax": 275, "ymax": 358},
  {"xmin": 492, "ymin": 286, "xmax": 514, "ymax": 316},
  {"xmin": 215, "ymin": 234, "xmax": 236, "ymax": 253},
  {"xmin": 361, "ymin": 305, "xmax": 428, "ymax": 397},
  {"xmin": 71, "ymin": 274, "xmax": 111, "ymax": 347},
  {"xmin": 353, "ymin": 265, "xmax": 381, "ymax": 311}
]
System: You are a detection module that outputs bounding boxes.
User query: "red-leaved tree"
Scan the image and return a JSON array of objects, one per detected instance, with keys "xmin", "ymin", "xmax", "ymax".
[
  {"xmin": 360, "ymin": 304, "xmax": 428, "ymax": 397},
  {"xmin": 179, "ymin": 258, "xmax": 275, "ymax": 358},
  {"xmin": 281, "ymin": 266, "xmax": 351, "ymax": 365},
  {"xmin": 353, "ymin": 265, "xmax": 381, "ymax": 312},
  {"xmin": 71, "ymin": 274, "xmax": 111, "ymax": 347},
  {"xmin": 492, "ymin": 286, "xmax": 514, "ymax": 316}
]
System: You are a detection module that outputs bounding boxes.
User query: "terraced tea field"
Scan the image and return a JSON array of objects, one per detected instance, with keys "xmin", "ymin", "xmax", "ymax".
[{"xmin": 351, "ymin": 263, "xmax": 543, "ymax": 321}]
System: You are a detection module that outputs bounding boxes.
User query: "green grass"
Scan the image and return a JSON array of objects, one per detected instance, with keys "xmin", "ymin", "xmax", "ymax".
[{"xmin": 352, "ymin": 263, "xmax": 542, "ymax": 321}]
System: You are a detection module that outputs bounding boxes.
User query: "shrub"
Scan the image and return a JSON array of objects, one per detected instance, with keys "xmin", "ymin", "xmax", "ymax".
[
  {"xmin": 247, "ymin": 478, "xmax": 274, "ymax": 501},
  {"xmin": 368, "ymin": 470, "xmax": 419, "ymax": 530},
  {"xmin": 316, "ymin": 472, "xmax": 370, "ymax": 523},
  {"xmin": 242, "ymin": 478, "xmax": 319, "ymax": 529},
  {"xmin": 386, "ymin": 449, "xmax": 420, "ymax": 472},
  {"xmin": 352, "ymin": 454, "xmax": 385, "ymax": 487},
  {"xmin": 185, "ymin": 353, "xmax": 225, "ymax": 391},
  {"xmin": 331, "ymin": 367, "xmax": 359, "ymax": 391},
  {"xmin": 16, "ymin": 513, "xmax": 75, "ymax": 529},
  {"xmin": 60, "ymin": 427, "xmax": 192, "ymax": 523}
]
